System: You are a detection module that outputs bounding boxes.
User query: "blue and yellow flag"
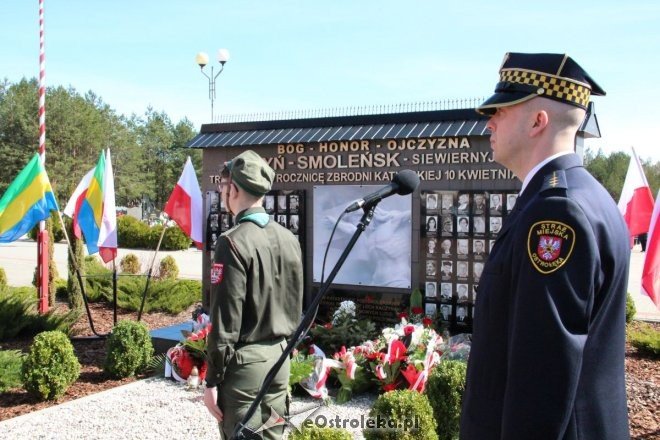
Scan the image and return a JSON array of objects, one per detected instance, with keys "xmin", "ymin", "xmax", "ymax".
[{"xmin": 0, "ymin": 153, "xmax": 59, "ymax": 242}]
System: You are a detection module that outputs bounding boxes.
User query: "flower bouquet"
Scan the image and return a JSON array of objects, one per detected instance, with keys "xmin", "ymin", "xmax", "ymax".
[{"xmin": 165, "ymin": 313, "xmax": 211, "ymax": 383}]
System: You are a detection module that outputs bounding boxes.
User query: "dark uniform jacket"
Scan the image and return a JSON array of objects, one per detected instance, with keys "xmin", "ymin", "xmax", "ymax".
[
  {"xmin": 206, "ymin": 207, "xmax": 303, "ymax": 387},
  {"xmin": 460, "ymin": 154, "xmax": 630, "ymax": 440}
]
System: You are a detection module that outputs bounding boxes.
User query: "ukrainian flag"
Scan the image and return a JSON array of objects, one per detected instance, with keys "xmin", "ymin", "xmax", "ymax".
[{"xmin": 0, "ymin": 153, "xmax": 59, "ymax": 242}]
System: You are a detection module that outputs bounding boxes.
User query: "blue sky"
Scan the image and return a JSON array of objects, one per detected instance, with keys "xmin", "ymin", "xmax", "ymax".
[{"xmin": 2, "ymin": 1, "xmax": 659, "ymax": 161}]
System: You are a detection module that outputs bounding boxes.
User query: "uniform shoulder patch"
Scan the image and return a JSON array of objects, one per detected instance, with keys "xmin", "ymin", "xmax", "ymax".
[
  {"xmin": 527, "ymin": 220, "xmax": 575, "ymax": 274},
  {"xmin": 210, "ymin": 263, "xmax": 224, "ymax": 284}
]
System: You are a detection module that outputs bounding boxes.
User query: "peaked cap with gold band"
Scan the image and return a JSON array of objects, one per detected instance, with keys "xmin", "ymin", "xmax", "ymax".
[{"xmin": 476, "ymin": 53, "xmax": 605, "ymax": 115}]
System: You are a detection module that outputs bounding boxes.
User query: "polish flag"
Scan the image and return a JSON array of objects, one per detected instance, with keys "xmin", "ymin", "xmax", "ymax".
[
  {"xmin": 164, "ymin": 157, "xmax": 203, "ymax": 249},
  {"xmin": 617, "ymin": 147, "xmax": 655, "ymax": 244},
  {"xmin": 641, "ymin": 190, "xmax": 660, "ymax": 308}
]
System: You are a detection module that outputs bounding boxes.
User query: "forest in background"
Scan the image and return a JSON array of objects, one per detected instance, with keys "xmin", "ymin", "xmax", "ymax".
[{"xmin": 1, "ymin": 77, "xmax": 659, "ymax": 208}]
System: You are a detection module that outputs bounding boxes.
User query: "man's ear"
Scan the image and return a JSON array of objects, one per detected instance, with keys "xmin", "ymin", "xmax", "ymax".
[{"xmin": 530, "ymin": 110, "xmax": 548, "ymax": 137}]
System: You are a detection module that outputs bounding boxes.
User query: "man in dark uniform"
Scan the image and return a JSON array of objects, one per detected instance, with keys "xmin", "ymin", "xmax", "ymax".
[
  {"xmin": 203, "ymin": 150, "xmax": 304, "ymax": 440},
  {"xmin": 459, "ymin": 53, "xmax": 630, "ymax": 440}
]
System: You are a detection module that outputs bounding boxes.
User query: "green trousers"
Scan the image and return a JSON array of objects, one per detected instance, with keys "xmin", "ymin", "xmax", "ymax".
[{"xmin": 218, "ymin": 339, "xmax": 289, "ymax": 440}]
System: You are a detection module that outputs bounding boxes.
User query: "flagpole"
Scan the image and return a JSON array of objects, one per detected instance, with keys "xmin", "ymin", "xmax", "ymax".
[
  {"xmin": 112, "ymin": 259, "xmax": 118, "ymax": 325},
  {"xmin": 137, "ymin": 219, "xmax": 167, "ymax": 321},
  {"xmin": 55, "ymin": 211, "xmax": 106, "ymax": 338},
  {"xmin": 36, "ymin": 0, "xmax": 49, "ymax": 314}
]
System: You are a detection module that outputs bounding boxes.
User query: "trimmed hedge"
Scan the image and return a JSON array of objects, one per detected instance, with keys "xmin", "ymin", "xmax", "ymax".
[
  {"xmin": 290, "ymin": 425, "xmax": 353, "ymax": 440},
  {"xmin": 0, "ymin": 350, "xmax": 24, "ymax": 392},
  {"xmin": 364, "ymin": 389, "xmax": 438, "ymax": 440},
  {"xmin": 628, "ymin": 322, "xmax": 660, "ymax": 358},
  {"xmin": 117, "ymin": 216, "xmax": 191, "ymax": 250},
  {"xmin": 22, "ymin": 330, "xmax": 80, "ymax": 400},
  {"xmin": 104, "ymin": 320, "xmax": 154, "ymax": 378},
  {"xmin": 426, "ymin": 360, "xmax": 467, "ymax": 440}
]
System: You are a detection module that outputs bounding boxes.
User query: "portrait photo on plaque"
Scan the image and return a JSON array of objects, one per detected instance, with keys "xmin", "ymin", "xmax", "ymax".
[
  {"xmin": 425, "ymin": 281, "xmax": 437, "ymax": 298},
  {"xmin": 441, "ymin": 193, "xmax": 454, "ymax": 214},
  {"xmin": 289, "ymin": 194, "xmax": 300, "ymax": 213},
  {"xmin": 456, "ymin": 261, "xmax": 469, "ymax": 279},
  {"xmin": 489, "ymin": 216, "xmax": 503, "ymax": 236},
  {"xmin": 440, "ymin": 282, "xmax": 453, "ymax": 301},
  {"xmin": 456, "ymin": 239, "xmax": 469, "ymax": 259},
  {"xmin": 426, "ymin": 215, "xmax": 438, "ymax": 235},
  {"xmin": 264, "ymin": 195, "xmax": 275, "ymax": 213},
  {"xmin": 456, "ymin": 305, "xmax": 468, "ymax": 323},
  {"xmin": 506, "ymin": 193, "xmax": 518, "ymax": 212},
  {"xmin": 473, "ymin": 239, "xmax": 487, "ymax": 258},
  {"xmin": 490, "ymin": 193, "xmax": 503, "ymax": 215},
  {"xmin": 472, "ymin": 193, "xmax": 487, "ymax": 215},
  {"xmin": 426, "ymin": 193, "xmax": 439, "ymax": 212},
  {"xmin": 457, "ymin": 216, "xmax": 470, "ymax": 234},
  {"xmin": 441, "ymin": 260, "xmax": 453, "ymax": 280},
  {"xmin": 440, "ymin": 304, "xmax": 452, "ymax": 322},
  {"xmin": 425, "ymin": 302, "xmax": 437, "ymax": 318},
  {"xmin": 473, "ymin": 262, "xmax": 484, "ymax": 283},
  {"xmin": 457, "ymin": 193, "xmax": 470, "ymax": 214},
  {"xmin": 426, "ymin": 238, "xmax": 437, "ymax": 256},
  {"xmin": 439, "ymin": 238, "xmax": 453, "ymax": 258},
  {"xmin": 441, "ymin": 214, "xmax": 454, "ymax": 236}
]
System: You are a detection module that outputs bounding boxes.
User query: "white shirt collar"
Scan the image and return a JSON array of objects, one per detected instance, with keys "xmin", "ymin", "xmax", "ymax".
[{"xmin": 519, "ymin": 151, "xmax": 573, "ymax": 196}]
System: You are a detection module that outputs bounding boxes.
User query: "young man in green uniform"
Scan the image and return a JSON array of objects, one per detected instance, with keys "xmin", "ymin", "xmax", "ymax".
[{"xmin": 203, "ymin": 150, "xmax": 304, "ymax": 439}]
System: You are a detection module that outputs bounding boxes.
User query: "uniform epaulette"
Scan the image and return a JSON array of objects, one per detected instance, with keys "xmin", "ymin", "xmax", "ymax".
[{"xmin": 540, "ymin": 170, "xmax": 568, "ymax": 193}]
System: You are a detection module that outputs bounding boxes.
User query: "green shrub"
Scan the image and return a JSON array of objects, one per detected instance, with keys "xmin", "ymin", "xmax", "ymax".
[
  {"xmin": 120, "ymin": 253, "xmax": 142, "ymax": 274},
  {"xmin": 104, "ymin": 320, "xmax": 154, "ymax": 378},
  {"xmin": 0, "ymin": 350, "xmax": 25, "ymax": 392},
  {"xmin": 117, "ymin": 215, "xmax": 151, "ymax": 249},
  {"xmin": 364, "ymin": 390, "xmax": 438, "ymax": 440},
  {"xmin": 83, "ymin": 256, "xmax": 112, "ymax": 302},
  {"xmin": 0, "ymin": 287, "xmax": 79, "ymax": 340},
  {"xmin": 21, "ymin": 330, "xmax": 80, "ymax": 400},
  {"xmin": 289, "ymin": 352, "xmax": 315, "ymax": 392},
  {"xmin": 0, "ymin": 266, "xmax": 7, "ymax": 289},
  {"xmin": 426, "ymin": 360, "xmax": 467, "ymax": 440},
  {"xmin": 290, "ymin": 425, "xmax": 353, "ymax": 440},
  {"xmin": 158, "ymin": 256, "xmax": 179, "ymax": 280},
  {"xmin": 628, "ymin": 322, "xmax": 660, "ymax": 358},
  {"xmin": 28, "ymin": 217, "xmax": 64, "ymax": 242},
  {"xmin": 626, "ymin": 292, "xmax": 636, "ymax": 323},
  {"xmin": 55, "ymin": 278, "xmax": 68, "ymax": 300},
  {"xmin": 161, "ymin": 226, "xmax": 192, "ymax": 250}
]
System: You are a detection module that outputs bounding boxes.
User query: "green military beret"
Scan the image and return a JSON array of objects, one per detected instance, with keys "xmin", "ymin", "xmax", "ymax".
[{"xmin": 226, "ymin": 150, "xmax": 274, "ymax": 196}]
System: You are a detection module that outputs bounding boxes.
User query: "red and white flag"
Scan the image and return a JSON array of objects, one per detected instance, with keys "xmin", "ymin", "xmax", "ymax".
[
  {"xmin": 641, "ymin": 190, "xmax": 660, "ymax": 308},
  {"xmin": 164, "ymin": 157, "xmax": 203, "ymax": 249},
  {"xmin": 617, "ymin": 147, "xmax": 655, "ymax": 245}
]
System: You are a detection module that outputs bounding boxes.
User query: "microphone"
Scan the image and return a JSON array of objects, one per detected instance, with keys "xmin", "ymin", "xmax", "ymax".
[{"xmin": 344, "ymin": 169, "xmax": 420, "ymax": 213}]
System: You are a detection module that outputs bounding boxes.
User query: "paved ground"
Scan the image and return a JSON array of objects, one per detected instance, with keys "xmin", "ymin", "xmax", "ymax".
[{"xmin": 1, "ymin": 238, "xmax": 658, "ymax": 321}]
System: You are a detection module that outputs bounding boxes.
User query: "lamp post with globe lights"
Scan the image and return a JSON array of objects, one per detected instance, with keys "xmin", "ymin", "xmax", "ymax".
[{"xmin": 196, "ymin": 49, "xmax": 230, "ymax": 122}]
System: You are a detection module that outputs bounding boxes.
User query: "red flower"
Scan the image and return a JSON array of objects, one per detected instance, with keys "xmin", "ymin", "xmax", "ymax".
[
  {"xmin": 401, "ymin": 363, "xmax": 423, "ymax": 391},
  {"xmin": 398, "ymin": 312, "xmax": 409, "ymax": 319},
  {"xmin": 422, "ymin": 317, "xmax": 433, "ymax": 327},
  {"xmin": 309, "ymin": 346, "xmax": 316, "ymax": 355},
  {"xmin": 403, "ymin": 325, "xmax": 415, "ymax": 336},
  {"xmin": 411, "ymin": 307, "xmax": 423, "ymax": 315},
  {"xmin": 324, "ymin": 323, "xmax": 333, "ymax": 329},
  {"xmin": 382, "ymin": 382, "xmax": 400, "ymax": 392},
  {"xmin": 388, "ymin": 340, "xmax": 407, "ymax": 363}
]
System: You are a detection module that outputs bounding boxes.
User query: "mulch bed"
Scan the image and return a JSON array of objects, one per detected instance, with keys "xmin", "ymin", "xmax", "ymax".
[{"xmin": 0, "ymin": 306, "xmax": 658, "ymax": 439}]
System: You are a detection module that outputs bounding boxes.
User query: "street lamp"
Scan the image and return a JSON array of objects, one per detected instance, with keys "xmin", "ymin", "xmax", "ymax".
[{"xmin": 196, "ymin": 49, "xmax": 230, "ymax": 122}]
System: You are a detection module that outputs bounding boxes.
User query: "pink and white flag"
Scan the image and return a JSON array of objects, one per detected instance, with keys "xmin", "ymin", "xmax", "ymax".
[
  {"xmin": 164, "ymin": 157, "xmax": 203, "ymax": 249},
  {"xmin": 641, "ymin": 190, "xmax": 660, "ymax": 308},
  {"xmin": 617, "ymin": 147, "xmax": 655, "ymax": 245}
]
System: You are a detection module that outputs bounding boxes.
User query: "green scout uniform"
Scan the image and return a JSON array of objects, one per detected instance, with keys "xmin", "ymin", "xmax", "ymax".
[{"xmin": 206, "ymin": 151, "xmax": 303, "ymax": 440}]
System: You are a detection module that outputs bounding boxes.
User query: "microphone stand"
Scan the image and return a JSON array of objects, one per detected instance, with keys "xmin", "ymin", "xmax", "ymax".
[{"xmin": 230, "ymin": 203, "xmax": 378, "ymax": 440}]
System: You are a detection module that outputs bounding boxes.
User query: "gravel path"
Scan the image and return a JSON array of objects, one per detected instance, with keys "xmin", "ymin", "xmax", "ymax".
[{"xmin": 0, "ymin": 378, "xmax": 375, "ymax": 439}]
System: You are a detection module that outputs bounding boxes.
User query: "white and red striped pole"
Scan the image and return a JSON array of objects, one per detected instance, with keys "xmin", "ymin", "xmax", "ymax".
[{"xmin": 37, "ymin": 0, "xmax": 49, "ymax": 314}]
